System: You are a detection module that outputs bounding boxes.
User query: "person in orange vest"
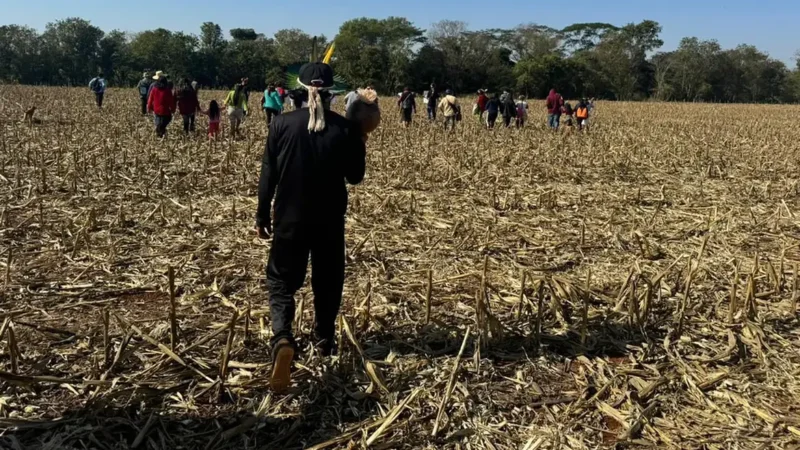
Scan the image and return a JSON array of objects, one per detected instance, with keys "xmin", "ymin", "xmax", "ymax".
[{"xmin": 575, "ymin": 98, "xmax": 590, "ymax": 131}]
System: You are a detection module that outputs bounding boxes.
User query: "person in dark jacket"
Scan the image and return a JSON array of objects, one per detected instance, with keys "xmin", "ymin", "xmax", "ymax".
[
  {"xmin": 255, "ymin": 62, "xmax": 366, "ymax": 393},
  {"xmin": 426, "ymin": 83, "xmax": 440, "ymax": 121},
  {"xmin": 485, "ymin": 93, "xmax": 501, "ymax": 128},
  {"xmin": 137, "ymin": 72, "xmax": 152, "ymax": 115},
  {"xmin": 546, "ymin": 88, "xmax": 564, "ymax": 130},
  {"xmin": 175, "ymin": 78, "xmax": 201, "ymax": 134},
  {"xmin": 398, "ymin": 87, "xmax": 416, "ymax": 127},
  {"xmin": 500, "ymin": 91, "xmax": 517, "ymax": 128},
  {"xmin": 147, "ymin": 71, "xmax": 175, "ymax": 138}
]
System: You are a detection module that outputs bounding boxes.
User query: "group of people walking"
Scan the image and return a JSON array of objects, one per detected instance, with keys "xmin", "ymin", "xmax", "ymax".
[
  {"xmin": 545, "ymin": 89, "xmax": 593, "ymax": 131},
  {"xmin": 381, "ymin": 83, "xmax": 593, "ymax": 132},
  {"xmin": 392, "ymin": 84, "xmax": 462, "ymax": 130},
  {"xmin": 132, "ymin": 71, "xmax": 265, "ymax": 139},
  {"xmin": 474, "ymin": 90, "xmax": 529, "ymax": 128},
  {"xmin": 137, "ymin": 71, "xmax": 220, "ymax": 138}
]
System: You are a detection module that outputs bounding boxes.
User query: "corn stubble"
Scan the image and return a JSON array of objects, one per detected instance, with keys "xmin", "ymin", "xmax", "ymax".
[{"xmin": 0, "ymin": 85, "xmax": 799, "ymax": 448}]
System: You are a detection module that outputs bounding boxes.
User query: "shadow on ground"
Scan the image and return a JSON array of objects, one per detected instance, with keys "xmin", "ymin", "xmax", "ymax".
[{"xmin": 0, "ymin": 309, "xmax": 672, "ymax": 449}]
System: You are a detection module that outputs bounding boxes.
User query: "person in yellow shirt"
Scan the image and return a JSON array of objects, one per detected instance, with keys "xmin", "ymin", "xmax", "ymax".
[
  {"xmin": 223, "ymin": 83, "xmax": 248, "ymax": 139},
  {"xmin": 437, "ymin": 89, "xmax": 460, "ymax": 131}
]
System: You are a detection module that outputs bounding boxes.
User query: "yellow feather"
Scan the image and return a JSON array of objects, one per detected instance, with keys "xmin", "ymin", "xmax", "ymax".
[{"xmin": 322, "ymin": 42, "xmax": 335, "ymax": 64}]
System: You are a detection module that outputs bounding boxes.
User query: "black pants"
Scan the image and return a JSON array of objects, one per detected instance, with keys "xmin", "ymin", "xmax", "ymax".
[
  {"xmin": 267, "ymin": 221, "xmax": 345, "ymax": 347},
  {"xmin": 140, "ymin": 97, "xmax": 148, "ymax": 115},
  {"xmin": 503, "ymin": 115, "xmax": 513, "ymax": 128},
  {"xmin": 401, "ymin": 108, "xmax": 413, "ymax": 124},
  {"xmin": 265, "ymin": 108, "xmax": 280, "ymax": 126},
  {"xmin": 154, "ymin": 114, "xmax": 172, "ymax": 137},
  {"xmin": 95, "ymin": 92, "xmax": 104, "ymax": 108},
  {"xmin": 181, "ymin": 114, "xmax": 195, "ymax": 133},
  {"xmin": 487, "ymin": 112, "xmax": 498, "ymax": 128}
]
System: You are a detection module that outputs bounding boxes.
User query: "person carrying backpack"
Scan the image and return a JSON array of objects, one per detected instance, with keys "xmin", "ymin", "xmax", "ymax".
[
  {"xmin": 438, "ymin": 89, "xmax": 460, "ymax": 132},
  {"xmin": 575, "ymin": 99, "xmax": 590, "ymax": 131},
  {"xmin": 500, "ymin": 91, "xmax": 517, "ymax": 128},
  {"xmin": 398, "ymin": 87, "xmax": 416, "ymax": 127},
  {"xmin": 89, "ymin": 72, "xmax": 107, "ymax": 109},
  {"xmin": 483, "ymin": 93, "xmax": 500, "ymax": 128},
  {"xmin": 137, "ymin": 72, "xmax": 152, "ymax": 115},
  {"xmin": 562, "ymin": 102, "xmax": 575, "ymax": 128}
]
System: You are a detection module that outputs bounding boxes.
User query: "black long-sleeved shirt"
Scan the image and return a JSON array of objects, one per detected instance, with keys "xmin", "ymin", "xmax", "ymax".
[{"xmin": 256, "ymin": 108, "xmax": 366, "ymax": 239}]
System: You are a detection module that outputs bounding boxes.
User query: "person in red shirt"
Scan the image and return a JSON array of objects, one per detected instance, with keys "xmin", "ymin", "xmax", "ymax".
[
  {"xmin": 476, "ymin": 90, "xmax": 488, "ymax": 122},
  {"xmin": 175, "ymin": 78, "xmax": 201, "ymax": 135},
  {"xmin": 546, "ymin": 88, "xmax": 564, "ymax": 130},
  {"xmin": 147, "ymin": 71, "xmax": 176, "ymax": 138}
]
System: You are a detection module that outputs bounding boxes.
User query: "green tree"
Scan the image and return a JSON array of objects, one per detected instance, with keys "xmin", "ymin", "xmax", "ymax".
[
  {"xmin": 274, "ymin": 29, "xmax": 323, "ymax": 65},
  {"xmin": 198, "ymin": 22, "xmax": 226, "ymax": 87},
  {"xmin": 561, "ymin": 23, "xmax": 618, "ymax": 53},
  {"xmin": 230, "ymin": 28, "xmax": 260, "ymax": 41},
  {"xmin": 335, "ymin": 17, "xmax": 423, "ymax": 92},
  {"xmin": 497, "ymin": 24, "xmax": 562, "ymax": 61},
  {"xmin": 99, "ymin": 30, "xmax": 132, "ymax": 85},
  {"xmin": 40, "ymin": 18, "xmax": 105, "ymax": 84},
  {"xmin": 514, "ymin": 54, "xmax": 585, "ymax": 98},
  {"xmin": 129, "ymin": 29, "xmax": 198, "ymax": 81},
  {"xmin": 0, "ymin": 25, "xmax": 42, "ymax": 83}
]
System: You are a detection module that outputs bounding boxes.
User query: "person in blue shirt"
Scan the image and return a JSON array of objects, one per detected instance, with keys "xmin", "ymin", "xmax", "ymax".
[
  {"xmin": 89, "ymin": 72, "xmax": 107, "ymax": 109},
  {"xmin": 485, "ymin": 93, "xmax": 501, "ymax": 128},
  {"xmin": 263, "ymin": 84, "xmax": 284, "ymax": 126}
]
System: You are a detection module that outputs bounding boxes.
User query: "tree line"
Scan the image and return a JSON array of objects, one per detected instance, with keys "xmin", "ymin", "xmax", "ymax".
[{"xmin": 1, "ymin": 17, "xmax": 799, "ymax": 102}]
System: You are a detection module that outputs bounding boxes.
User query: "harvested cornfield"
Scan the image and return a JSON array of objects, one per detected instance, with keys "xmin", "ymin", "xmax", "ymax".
[{"xmin": 1, "ymin": 85, "xmax": 800, "ymax": 449}]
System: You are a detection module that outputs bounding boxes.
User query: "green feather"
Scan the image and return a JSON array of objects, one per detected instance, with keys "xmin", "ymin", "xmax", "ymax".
[{"xmin": 285, "ymin": 63, "xmax": 350, "ymax": 95}]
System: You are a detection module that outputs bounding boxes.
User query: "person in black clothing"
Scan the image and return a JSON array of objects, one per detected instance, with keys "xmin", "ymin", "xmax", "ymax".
[
  {"xmin": 398, "ymin": 87, "xmax": 416, "ymax": 127},
  {"xmin": 485, "ymin": 93, "xmax": 501, "ymax": 129},
  {"xmin": 500, "ymin": 91, "xmax": 517, "ymax": 128},
  {"xmin": 426, "ymin": 83, "xmax": 440, "ymax": 121},
  {"xmin": 255, "ymin": 62, "xmax": 366, "ymax": 393}
]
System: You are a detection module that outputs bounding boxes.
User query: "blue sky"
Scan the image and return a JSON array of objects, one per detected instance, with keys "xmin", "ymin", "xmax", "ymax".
[{"xmin": 2, "ymin": 0, "xmax": 798, "ymax": 64}]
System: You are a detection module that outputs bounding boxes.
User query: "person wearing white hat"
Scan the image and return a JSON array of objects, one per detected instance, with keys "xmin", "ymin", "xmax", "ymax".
[
  {"xmin": 147, "ymin": 71, "xmax": 175, "ymax": 137},
  {"xmin": 255, "ymin": 62, "xmax": 367, "ymax": 393}
]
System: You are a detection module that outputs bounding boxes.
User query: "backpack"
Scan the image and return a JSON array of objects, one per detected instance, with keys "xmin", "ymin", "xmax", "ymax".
[
  {"xmin": 451, "ymin": 101, "xmax": 462, "ymax": 121},
  {"xmin": 139, "ymin": 82, "xmax": 150, "ymax": 97},
  {"xmin": 576, "ymin": 106, "xmax": 589, "ymax": 119},
  {"xmin": 90, "ymin": 78, "xmax": 102, "ymax": 93}
]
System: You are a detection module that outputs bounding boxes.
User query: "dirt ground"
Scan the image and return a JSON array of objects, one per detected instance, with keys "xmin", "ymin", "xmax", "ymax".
[{"xmin": 1, "ymin": 86, "xmax": 799, "ymax": 449}]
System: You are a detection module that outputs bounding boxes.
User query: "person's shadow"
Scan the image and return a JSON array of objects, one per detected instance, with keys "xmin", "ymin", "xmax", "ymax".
[{"xmin": 0, "ymin": 285, "xmax": 682, "ymax": 449}]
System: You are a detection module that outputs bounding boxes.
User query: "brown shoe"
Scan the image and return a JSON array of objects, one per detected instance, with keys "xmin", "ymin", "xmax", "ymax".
[{"xmin": 270, "ymin": 338, "xmax": 295, "ymax": 393}]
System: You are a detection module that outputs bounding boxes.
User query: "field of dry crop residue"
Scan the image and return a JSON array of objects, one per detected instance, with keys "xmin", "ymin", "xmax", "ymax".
[{"xmin": 1, "ymin": 85, "xmax": 800, "ymax": 449}]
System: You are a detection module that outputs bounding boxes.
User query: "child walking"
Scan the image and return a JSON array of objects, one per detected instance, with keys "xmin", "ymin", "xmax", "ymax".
[{"xmin": 204, "ymin": 100, "xmax": 222, "ymax": 139}]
